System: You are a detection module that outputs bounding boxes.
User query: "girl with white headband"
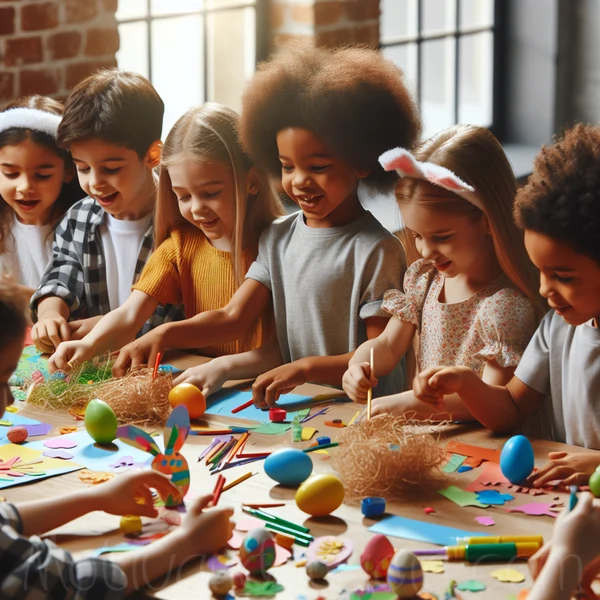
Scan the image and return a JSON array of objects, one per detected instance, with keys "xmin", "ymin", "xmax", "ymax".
[
  {"xmin": 343, "ymin": 124, "xmax": 546, "ymax": 422},
  {"xmin": 0, "ymin": 96, "xmax": 83, "ymax": 293}
]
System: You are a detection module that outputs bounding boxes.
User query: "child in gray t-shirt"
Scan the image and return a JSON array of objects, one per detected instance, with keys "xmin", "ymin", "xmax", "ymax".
[{"xmin": 409, "ymin": 123, "xmax": 600, "ymax": 485}]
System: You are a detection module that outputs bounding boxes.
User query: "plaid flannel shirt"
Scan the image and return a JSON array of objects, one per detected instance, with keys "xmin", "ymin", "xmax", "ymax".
[
  {"xmin": 31, "ymin": 197, "xmax": 182, "ymax": 333},
  {"xmin": 0, "ymin": 503, "xmax": 126, "ymax": 599}
]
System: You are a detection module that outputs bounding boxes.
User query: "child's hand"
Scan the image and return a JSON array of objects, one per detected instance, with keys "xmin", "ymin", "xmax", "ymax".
[
  {"xmin": 528, "ymin": 451, "xmax": 600, "ymax": 488},
  {"xmin": 94, "ymin": 470, "xmax": 181, "ymax": 518},
  {"xmin": 252, "ymin": 362, "xmax": 307, "ymax": 407},
  {"xmin": 48, "ymin": 339, "xmax": 95, "ymax": 372},
  {"xmin": 177, "ymin": 494, "xmax": 235, "ymax": 556},
  {"xmin": 69, "ymin": 316, "xmax": 102, "ymax": 341},
  {"xmin": 173, "ymin": 363, "xmax": 226, "ymax": 398},
  {"xmin": 413, "ymin": 366, "xmax": 469, "ymax": 408},
  {"xmin": 342, "ymin": 363, "xmax": 377, "ymax": 403},
  {"xmin": 32, "ymin": 315, "xmax": 71, "ymax": 354},
  {"xmin": 112, "ymin": 329, "xmax": 165, "ymax": 377}
]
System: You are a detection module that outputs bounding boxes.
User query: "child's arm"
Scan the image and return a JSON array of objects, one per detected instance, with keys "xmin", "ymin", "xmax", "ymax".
[
  {"xmin": 31, "ymin": 296, "xmax": 72, "ymax": 353},
  {"xmin": 412, "ymin": 365, "xmax": 545, "ymax": 432},
  {"xmin": 343, "ymin": 315, "xmax": 416, "ymax": 402},
  {"xmin": 48, "ymin": 291, "xmax": 159, "ymax": 372},
  {"xmin": 111, "ymin": 279, "xmax": 272, "ymax": 376},
  {"xmin": 68, "ymin": 315, "xmax": 103, "ymax": 340}
]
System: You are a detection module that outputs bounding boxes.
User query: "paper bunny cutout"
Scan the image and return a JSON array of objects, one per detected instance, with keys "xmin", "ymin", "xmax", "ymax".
[
  {"xmin": 378, "ymin": 147, "xmax": 483, "ymax": 210},
  {"xmin": 117, "ymin": 405, "xmax": 190, "ymax": 506}
]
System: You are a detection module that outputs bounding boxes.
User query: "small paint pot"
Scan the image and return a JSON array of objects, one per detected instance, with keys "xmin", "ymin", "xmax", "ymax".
[
  {"xmin": 316, "ymin": 436, "xmax": 331, "ymax": 445},
  {"xmin": 269, "ymin": 407, "xmax": 287, "ymax": 422},
  {"xmin": 361, "ymin": 497, "xmax": 386, "ymax": 518}
]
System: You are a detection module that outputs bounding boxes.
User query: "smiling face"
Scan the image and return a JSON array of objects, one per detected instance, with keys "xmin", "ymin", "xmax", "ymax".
[
  {"xmin": 0, "ymin": 138, "xmax": 71, "ymax": 225},
  {"xmin": 524, "ymin": 229, "xmax": 600, "ymax": 326},
  {"xmin": 276, "ymin": 127, "xmax": 366, "ymax": 228},
  {"xmin": 70, "ymin": 138, "xmax": 157, "ymax": 221},
  {"xmin": 168, "ymin": 157, "xmax": 238, "ymax": 252},
  {"xmin": 401, "ymin": 200, "xmax": 493, "ymax": 280}
]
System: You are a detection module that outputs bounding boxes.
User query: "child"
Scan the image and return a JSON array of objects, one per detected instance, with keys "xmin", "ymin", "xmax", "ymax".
[
  {"xmin": 0, "ymin": 96, "xmax": 84, "ymax": 293},
  {"xmin": 74, "ymin": 44, "xmax": 421, "ymax": 402},
  {"xmin": 411, "ymin": 124, "xmax": 600, "ymax": 479},
  {"xmin": 343, "ymin": 125, "xmax": 545, "ymax": 421},
  {"xmin": 30, "ymin": 70, "xmax": 181, "ymax": 354},
  {"xmin": 48, "ymin": 103, "xmax": 283, "ymax": 370},
  {"xmin": 0, "ymin": 279, "xmax": 234, "ymax": 598}
]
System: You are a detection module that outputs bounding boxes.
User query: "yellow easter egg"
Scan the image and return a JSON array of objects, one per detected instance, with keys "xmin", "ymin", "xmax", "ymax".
[{"xmin": 295, "ymin": 474, "xmax": 344, "ymax": 516}]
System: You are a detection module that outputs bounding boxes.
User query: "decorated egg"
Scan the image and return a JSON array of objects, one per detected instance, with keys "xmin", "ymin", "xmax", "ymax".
[
  {"xmin": 306, "ymin": 560, "xmax": 329, "ymax": 581},
  {"xmin": 387, "ymin": 549, "xmax": 423, "ymax": 598},
  {"xmin": 239, "ymin": 528, "xmax": 276, "ymax": 575},
  {"xmin": 296, "ymin": 474, "xmax": 344, "ymax": 516},
  {"xmin": 208, "ymin": 571, "xmax": 233, "ymax": 596},
  {"xmin": 168, "ymin": 383, "xmax": 206, "ymax": 419},
  {"xmin": 589, "ymin": 467, "xmax": 600, "ymax": 497},
  {"xmin": 264, "ymin": 448, "xmax": 313, "ymax": 486},
  {"xmin": 7, "ymin": 426, "xmax": 28, "ymax": 444},
  {"xmin": 361, "ymin": 534, "xmax": 395, "ymax": 579},
  {"xmin": 84, "ymin": 398, "xmax": 118, "ymax": 444},
  {"xmin": 500, "ymin": 435, "xmax": 534, "ymax": 484}
]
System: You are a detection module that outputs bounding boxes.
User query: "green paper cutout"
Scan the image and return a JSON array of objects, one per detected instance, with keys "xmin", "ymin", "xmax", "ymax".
[
  {"xmin": 443, "ymin": 454, "xmax": 467, "ymax": 473},
  {"xmin": 250, "ymin": 423, "xmax": 292, "ymax": 435},
  {"xmin": 0, "ymin": 420, "xmax": 12, "ymax": 427},
  {"xmin": 457, "ymin": 580, "xmax": 486, "ymax": 592},
  {"xmin": 242, "ymin": 580, "xmax": 285, "ymax": 596},
  {"xmin": 438, "ymin": 485, "xmax": 490, "ymax": 508},
  {"xmin": 350, "ymin": 593, "xmax": 397, "ymax": 600}
]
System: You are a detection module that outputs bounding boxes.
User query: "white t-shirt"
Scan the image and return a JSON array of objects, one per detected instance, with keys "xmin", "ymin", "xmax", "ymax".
[
  {"xmin": 0, "ymin": 212, "xmax": 53, "ymax": 288},
  {"xmin": 515, "ymin": 310, "xmax": 600, "ymax": 448},
  {"xmin": 100, "ymin": 213, "xmax": 152, "ymax": 311}
]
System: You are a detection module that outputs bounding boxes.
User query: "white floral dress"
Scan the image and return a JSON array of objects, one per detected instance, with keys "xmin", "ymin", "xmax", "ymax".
[{"xmin": 382, "ymin": 259, "xmax": 536, "ymax": 375}]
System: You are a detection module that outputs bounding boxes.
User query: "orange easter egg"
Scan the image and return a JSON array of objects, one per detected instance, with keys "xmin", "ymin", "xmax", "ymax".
[{"xmin": 168, "ymin": 383, "xmax": 206, "ymax": 419}]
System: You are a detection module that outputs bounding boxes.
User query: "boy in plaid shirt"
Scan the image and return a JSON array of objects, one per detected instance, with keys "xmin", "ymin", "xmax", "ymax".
[{"xmin": 31, "ymin": 70, "xmax": 181, "ymax": 354}]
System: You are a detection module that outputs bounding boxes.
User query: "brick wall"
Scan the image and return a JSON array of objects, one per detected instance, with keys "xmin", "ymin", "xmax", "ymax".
[
  {"xmin": 271, "ymin": 0, "xmax": 380, "ymax": 49},
  {"xmin": 0, "ymin": 0, "xmax": 119, "ymax": 102}
]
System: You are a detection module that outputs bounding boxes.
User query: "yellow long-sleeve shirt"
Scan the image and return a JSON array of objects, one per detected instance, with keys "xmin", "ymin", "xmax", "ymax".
[{"xmin": 133, "ymin": 226, "xmax": 262, "ymax": 357}]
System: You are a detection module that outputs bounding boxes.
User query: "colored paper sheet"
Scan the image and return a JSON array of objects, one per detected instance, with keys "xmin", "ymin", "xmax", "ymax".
[
  {"xmin": 445, "ymin": 441, "xmax": 501, "ymax": 463},
  {"xmin": 491, "ymin": 568, "xmax": 525, "ymax": 583},
  {"xmin": 26, "ymin": 430, "xmax": 156, "ymax": 472},
  {"xmin": 438, "ymin": 485, "xmax": 489, "ymax": 508},
  {"xmin": 475, "ymin": 490, "xmax": 514, "ymax": 506},
  {"xmin": 0, "ymin": 443, "xmax": 82, "ymax": 489},
  {"xmin": 465, "ymin": 463, "xmax": 549, "ymax": 496},
  {"xmin": 475, "ymin": 516, "xmax": 495, "ymax": 527},
  {"xmin": 242, "ymin": 581, "xmax": 285, "ymax": 597},
  {"xmin": 507, "ymin": 501, "xmax": 562, "ymax": 517},
  {"xmin": 368, "ymin": 515, "xmax": 484, "ymax": 546},
  {"xmin": 422, "ymin": 560, "xmax": 445, "ymax": 573},
  {"xmin": 457, "ymin": 580, "xmax": 486, "ymax": 592},
  {"xmin": 301, "ymin": 427, "xmax": 318, "ymax": 441},
  {"xmin": 443, "ymin": 454, "xmax": 467, "ymax": 473},
  {"xmin": 249, "ymin": 423, "xmax": 292, "ymax": 435},
  {"xmin": 0, "ymin": 412, "xmax": 50, "ymax": 443}
]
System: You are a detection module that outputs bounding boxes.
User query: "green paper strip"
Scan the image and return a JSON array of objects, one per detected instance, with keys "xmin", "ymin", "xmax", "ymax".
[
  {"xmin": 443, "ymin": 453, "xmax": 467, "ymax": 473},
  {"xmin": 438, "ymin": 485, "xmax": 489, "ymax": 508}
]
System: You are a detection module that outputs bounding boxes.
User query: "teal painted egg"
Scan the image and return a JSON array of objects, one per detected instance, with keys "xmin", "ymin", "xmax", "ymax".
[
  {"xmin": 239, "ymin": 528, "xmax": 276, "ymax": 575},
  {"xmin": 500, "ymin": 435, "xmax": 534, "ymax": 484},
  {"xmin": 387, "ymin": 549, "xmax": 423, "ymax": 598},
  {"xmin": 84, "ymin": 398, "xmax": 118, "ymax": 444}
]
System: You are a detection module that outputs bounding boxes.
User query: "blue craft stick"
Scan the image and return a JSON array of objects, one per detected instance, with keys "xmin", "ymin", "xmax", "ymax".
[{"xmin": 569, "ymin": 485, "xmax": 578, "ymax": 511}]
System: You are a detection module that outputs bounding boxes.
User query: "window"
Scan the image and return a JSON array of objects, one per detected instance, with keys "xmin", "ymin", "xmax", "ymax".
[
  {"xmin": 380, "ymin": 0, "xmax": 496, "ymax": 138},
  {"xmin": 116, "ymin": 0, "xmax": 265, "ymax": 136}
]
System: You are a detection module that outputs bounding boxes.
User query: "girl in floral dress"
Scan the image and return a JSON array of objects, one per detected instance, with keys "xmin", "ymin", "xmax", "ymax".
[{"xmin": 343, "ymin": 124, "xmax": 546, "ymax": 421}]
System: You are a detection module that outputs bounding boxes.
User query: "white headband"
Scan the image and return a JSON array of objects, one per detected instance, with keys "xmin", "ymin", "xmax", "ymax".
[
  {"xmin": 0, "ymin": 107, "xmax": 61, "ymax": 139},
  {"xmin": 379, "ymin": 147, "xmax": 483, "ymax": 211}
]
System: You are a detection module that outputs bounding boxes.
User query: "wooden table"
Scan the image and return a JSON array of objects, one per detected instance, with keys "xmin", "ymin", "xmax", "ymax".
[{"xmin": 4, "ymin": 354, "xmax": 597, "ymax": 600}]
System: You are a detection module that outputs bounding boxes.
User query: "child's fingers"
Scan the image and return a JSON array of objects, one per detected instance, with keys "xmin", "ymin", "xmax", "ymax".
[
  {"xmin": 532, "ymin": 464, "xmax": 572, "ymax": 487},
  {"xmin": 112, "ymin": 351, "xmax": 132, "ymax": 377},
  {"xmin": 138, "ymin": 471, "xmax": 180, "ymax": 501},
  {"xmin": 59, "ymin": 320, "xmax": 71, "ymax": 344},
  {"xmin": 189, "ymin": 494, "xmax": 215, "ymax": 515},
  {"xmin": 548, "ymin": 451, "xmax": 568, "ymax": 460},
  {"xmin": 563, "ymin": 472, "xmax": 591, "ymax": 487}
]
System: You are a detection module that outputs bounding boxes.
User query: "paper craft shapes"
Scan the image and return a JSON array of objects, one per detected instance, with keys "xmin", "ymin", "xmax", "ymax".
[
  {"xmin": 78, "ymin": 469, "xmax": 115, "ymax": 484},
  {"xmin": 117, "ymin": 405, "xmax": 190, "ymax": 506},
  {"xmin": 43, "ymin": 449, "xmax": 75, "ymax": 460},
  {"xmin": 445, "ymin": 441, "xmax": 501, "ymax": 463},
  {"xmin": 465, "ymin": 463, "xmax": 550, "ymax": 496},
  {"xmin": 438, "ymin": 486, "xmax": 489, "ymax": 508},
  {"xmin": 475, "ymin": 490, "xmax": 514, "ymax": 506},
  {"xmin": 456, "ymin": 580, "xmax": 486, "ymax": 592},
  {"xmin": 421, "ymin": 560, "xmax": 445, "ymax": 573},
  {"xmin": 507, "ymin": 501, "xmax": 563, "ymax": 518},
  {"xmin": 307, "ymin": 536, "xmax": 353, "ymax": 568},
  {"xmin": 0, "ymin": 443, "xmax": 82, "ymax": 489},
  {"xmin": 0, "ymin": 412, "xmax": 52, "ymax": 442},
  {"xmin": 44, "ymin": 438, "xmax": 77, "ymax": 449},
  {"xmin": 491, "ymin": 568, "xmax": 525, "ymax": 583},
  {"xmin": 475, "ymin": 516, "xmax": 495, "ymax": 527},
  {"xmin": 442, "ymin": 454, "xmax": 467, "ymax": 473}
]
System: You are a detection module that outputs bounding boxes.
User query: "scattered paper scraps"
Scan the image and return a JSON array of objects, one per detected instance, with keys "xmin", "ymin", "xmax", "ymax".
[
  {"xmin": 0, "ymin": 413, "xmax": 52, "ymax": 442},
  {"xmin": 475, "ymin": 490, "xmax": 514, "ymax": 506},
  {"xmin": 4, "ymin": 406, "xmax": 18, "ymax": 413},
  {"xmin": 78, "ymin": 469, "xmax": 114, "ymax": 484},
  {"xmin": 475, "ymin": 516, "xmax": 495, "ymax": 527},
  {"xmin": 491, "ymin": 568, "xmax": 525, "ymax": 583},
  {"xmin": 60, "ymin": 427, "xmax": 79, "ymax": 435},
  {"xmin": 445, "ymin": 441, "xmax": 501, "ymax": 463},
  {"xmin": 422, "ymin": 560, "xmax": 445, "ymax": 573},
  {"xmin": 465, "ymin": 463, "xmax": 553, "ymax": 496},
  {"xmin": 44, "ymin": 438, "xmax": 77, "ymax": 449},
  {"xmin": 456, "ymin": 580, "xmax": 486, "ymax": 592},
  {"xmin": 207, "ymin": 553, "xmax": 237, "ymax": 571},
  {"xmin": 307, "ymin": 536, "xmax": 352, "ymax": 568},
  {"xmin": 443, "ymin": 454, "xmax": 467, "ymax": 473},
  {"xmin": 457, "ymin": 465, "xmax": 473, "ymax": 473},
  {"xmin": 507, "ymin": 501, "xmax": 563, "ymax": 518},
  {"xmin": 438, "ymin": 486, "xmax": 489, "ymax": 508},
  {"xmin": 424, "ymin": 507, "xmax": 436, "ymax": 514},
  {"xmin": 301, "ymin": 427, "xmax": 317, "ymax": 441},
  {"xmin": 43, "ymin": 449, "xmax": 75, "ymax": 460},
  {"xmin": 242, "ymin": 580, "xmax": 284, "ymax": 597}
]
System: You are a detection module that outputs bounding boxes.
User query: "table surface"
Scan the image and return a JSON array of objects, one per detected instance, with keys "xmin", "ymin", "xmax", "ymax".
[{"xmin": 4, "ymin": 353, "xmax": 597, "ymax": 600}]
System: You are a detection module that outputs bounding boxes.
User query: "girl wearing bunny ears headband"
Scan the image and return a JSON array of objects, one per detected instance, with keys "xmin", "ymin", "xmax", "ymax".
[
  {"xmin": 343, "ymin": 124, "xmax": 546, "ymax": 422},
  {"xmin": 0, "ymin": 96, "xmax": 84, "ymax": 291}
]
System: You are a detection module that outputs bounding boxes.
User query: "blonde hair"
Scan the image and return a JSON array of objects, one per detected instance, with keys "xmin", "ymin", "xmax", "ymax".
[
  {"xmin": 154, "ymin": 103, "xmax": 283, "ymax": 286},
  {"xmin": 396, "ymin": 124, "xmax": 546, "ymax": 322}
]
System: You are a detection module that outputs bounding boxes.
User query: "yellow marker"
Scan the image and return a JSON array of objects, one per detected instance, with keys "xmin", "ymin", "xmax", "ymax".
[
  {"xmin": 456, "ymin": 535, "xmax": 543, "ymax": 546},
  {"xmin": 348, "ymin": 410, "xmax": 360, "ymax": 426},
  {"xmin": 221, "ymin": 471, "xmax": 255, "ymax": 492}
]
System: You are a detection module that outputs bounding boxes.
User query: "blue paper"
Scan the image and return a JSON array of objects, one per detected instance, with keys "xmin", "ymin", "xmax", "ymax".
[
  {"xmin": 26, "ymin": 430, "xmax": 157, "ymax": 472},
  {"xmin": 368, "ymin": 515, "xmax": 484, "ymax": 546},
  {"xmin": 0, "ymin": 413, "xmax": 45, "ymax": 443}
]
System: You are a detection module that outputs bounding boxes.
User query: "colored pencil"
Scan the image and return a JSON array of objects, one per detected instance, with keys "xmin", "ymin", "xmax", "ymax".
[
  {"xmin": 212, "ymin": 455, "xmax": 268, "ymax": 472},
  {"xmin": 237, "ymin": 452, "xmax": 271, "ymax": 459},
  {"xmin": 231, "ymin": 399, "xmax": 254, "ymax": 414},
  {"xmin": 222, "ymin": 471, "xmax": 255, "ymax": 492},
  {"xmin": 300, "ymin": 407, "xmax": 330, "ymax": 424},
  {"xmin": 212, "ymin": 474, "xmax": 226, "ymax": 506},
  {"xmin": 198, "ymin": 438, "xmax": 226, "ymax": 462},
  {"xmin": 225, "ymin": 432, "xmax": 250, "ymax": 466},
  {"xmin": 303, "ymin": 442, "xmax": 340, "ymax": 453},
  {"xmin": 242, "ymin": 507, "xmax": 311, "ymax": 535},
  {"xmin": 190, "ymin": 429, "xmax": 239, "ymax": 436},
  {"xmin": 152, "ymin": 352, "xmax": 162, "ymax": 381},
  {"xmin": 367, "ymin": 347, "xmax": 374, "ymax": 420},
  {"xmin": 242, "ymin": 503, "xmax": 286, "ymax": 509},
  {"xmin": 210, "ymin": 439, "xmax": 237, "ymax": 469},
  {"xmin": 348, "ymin": 410, "xmax": 360, "ymax": 426},
  {"xmin": 204, "ymin": 440, "xmax": 226, "ymax": 465},
  {"xmin": 264, "ymin": 521, "xmax": 313, "ymax": 545}
]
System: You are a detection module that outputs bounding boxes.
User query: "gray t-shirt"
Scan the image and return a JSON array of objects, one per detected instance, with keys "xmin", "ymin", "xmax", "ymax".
[
  {"xmin": 246, "ymin": 210, "xmax": 405, "ymax": 395},
  {"xmin": 515, "ymin": 310, "xmax": 600, "ymax": 448}
]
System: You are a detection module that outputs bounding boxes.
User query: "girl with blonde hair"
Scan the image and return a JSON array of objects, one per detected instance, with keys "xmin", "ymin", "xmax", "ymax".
[
  {"xmin": 50, "ymin": 103, "xmax": 283, "ymax": 370},
  {"xmin": 343, "ymin": 124, "xmax": 545, "ymax": 421}
]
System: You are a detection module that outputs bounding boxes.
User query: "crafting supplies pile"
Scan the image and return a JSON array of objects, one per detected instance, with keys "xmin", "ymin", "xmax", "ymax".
[
  {"xmin": 24, "ymin": 358, "xmax": 172, "ymax": 426},
  {"xmin": 331, "ymin": 415, "xmax": 448, "ymax": 501}
]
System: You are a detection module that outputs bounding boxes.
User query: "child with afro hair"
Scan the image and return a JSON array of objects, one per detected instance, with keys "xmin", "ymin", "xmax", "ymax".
[
  {"xmin": 411, "ymin": 123, "xmax": 600, "ymax": 485},
  {"xmin": 113, "ymin": 43, "xmax": 422, "ymax": 404}
]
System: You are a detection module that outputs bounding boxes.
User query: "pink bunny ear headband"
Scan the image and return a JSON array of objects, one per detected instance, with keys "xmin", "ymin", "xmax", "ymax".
[
  {"xmin": 0, "ymin": 108, "xmax": 61, "ymax": 138},
  {"xmin": 379, "ymin": 147, "xmax": 483, "ymax": 211}
]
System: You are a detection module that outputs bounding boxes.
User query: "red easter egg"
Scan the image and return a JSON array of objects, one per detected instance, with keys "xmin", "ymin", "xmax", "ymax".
[
  {"xmin": 7, "ymin": 426, "xmax": 28, "ymax": 444},
  {"xmin": 361, "ymin": 534, "xmax": 395, "ymax": 579}
]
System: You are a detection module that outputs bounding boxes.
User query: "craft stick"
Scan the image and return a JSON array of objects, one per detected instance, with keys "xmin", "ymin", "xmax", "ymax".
[
  {"xmin": 242, "ymin": 503, "xmax": 286, "ymax": 509},
  {"xmin": 225, "ymin": 432, "xmax": 250, "ymax": 466},
  {"xmin": 348, "ymin": 410, "xmax": 361, "ymax": 426},
  {"xmin": 212, "ymin": 474, "xmax": 226, "ymax": 506},
  {"xmin": 303, "ymin": 442, "xmax": 340, "ymax": 452},
  {"xmin": 236, "ymin": 433, "xmax": 249, "ymax": 456},
  {"xmin": 367, "ymin": 347, "xmax": 374, "ymax": 420},
  {"xmin": 152, "ymin": 352, "xmax": 162, "ymax": 381},
  {"xmin": 222, "ymin": 471, "xmax": 255, "ymax": 492},
  {"xmin": 237, "ymin": 452, "xmax": 271, "ymax": 459},
  {"xmin": 300, "ymin": 407, "xmax": 329, "ymax": 424},
  {"xmin": 190, "ymin": 429, "xmax": 237, "ymax": 436},
  {"xmin": 205, "ymin": 441, "xmax": 226, "ymax": 465},
  {"xmin": 231, "ymin": 399, "xmax": 254, "ymax": 414},
  {"xmin": 210, "ymin": 439, "xmax": 237, "ymax": 468},
  {"xmin": 212, "ymin": 455, "xmax": 269, "ymax": 472}
]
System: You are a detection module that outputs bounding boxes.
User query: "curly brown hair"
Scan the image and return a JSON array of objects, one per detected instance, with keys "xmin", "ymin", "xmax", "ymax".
[
  {"xmin": 514, "ymin": 123, "xmax": 600, "ymax": 264},
  {"xmin": 240, "ymin": 44, "xmax": 421, "ymax": 193}
]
